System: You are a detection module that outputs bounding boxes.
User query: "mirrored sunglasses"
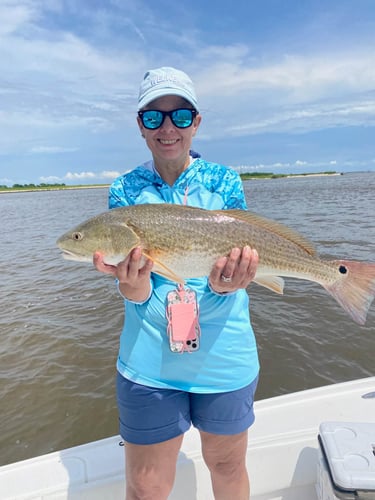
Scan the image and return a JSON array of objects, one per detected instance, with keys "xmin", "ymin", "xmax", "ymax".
[{"xmin": 138, "ymin": 108, "xmax": 198, "ymax": 130}]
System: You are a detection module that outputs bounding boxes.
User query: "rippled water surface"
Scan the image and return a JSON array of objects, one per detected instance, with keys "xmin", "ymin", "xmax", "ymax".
[{"xmin": 1, "ymin": 172, "xmax": 374, "ymax": 465}]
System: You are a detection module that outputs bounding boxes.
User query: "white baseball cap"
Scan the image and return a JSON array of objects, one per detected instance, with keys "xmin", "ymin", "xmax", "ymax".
[{"xmin": 137, "ymin": 67, "xmax": 199, "ymax": 111}]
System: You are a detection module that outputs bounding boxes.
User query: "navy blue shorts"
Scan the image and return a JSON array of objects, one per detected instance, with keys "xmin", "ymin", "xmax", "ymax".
[{"xmin": 116, "ymin": 373, "xmax": 259, "ymax": 445}]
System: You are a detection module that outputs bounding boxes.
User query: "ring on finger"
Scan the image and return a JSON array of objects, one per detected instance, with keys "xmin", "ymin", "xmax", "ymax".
[{"xmin": 221, "ymin": 274, "xmax": 232, "ymax": 283}]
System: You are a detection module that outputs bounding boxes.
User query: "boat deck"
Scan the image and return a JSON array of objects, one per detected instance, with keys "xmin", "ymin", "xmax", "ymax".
[{"xmin": 1, "ymin": 377, "xmax": 374, "ymax": 499}]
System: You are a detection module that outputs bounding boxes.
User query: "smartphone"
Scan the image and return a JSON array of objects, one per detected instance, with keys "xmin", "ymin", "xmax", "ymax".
[{"xmin": 166, "ymin": 287, "xmax": 200, "ymax": 353}]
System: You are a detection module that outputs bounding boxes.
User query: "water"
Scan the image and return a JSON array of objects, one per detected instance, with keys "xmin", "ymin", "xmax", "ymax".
[{"xmin": 1, "ymin": 173, "xmax": 374, "ymax": 466}]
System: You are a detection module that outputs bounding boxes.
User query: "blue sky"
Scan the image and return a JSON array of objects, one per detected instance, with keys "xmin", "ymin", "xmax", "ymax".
[{"xmin": 1, "ymin": 0, "xmax": 375, "ymax": 186}]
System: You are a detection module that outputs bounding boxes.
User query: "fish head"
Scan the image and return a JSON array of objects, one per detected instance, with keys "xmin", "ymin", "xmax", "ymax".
[{"xmin": 56, "ymin": 213, "xmax": 140, "ymax": 265}]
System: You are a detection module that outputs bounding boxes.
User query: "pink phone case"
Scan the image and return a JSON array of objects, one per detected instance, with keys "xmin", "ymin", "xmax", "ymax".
[{"xmin": 166, "ymin": 287, "xmax": 200, "ymax": 353}]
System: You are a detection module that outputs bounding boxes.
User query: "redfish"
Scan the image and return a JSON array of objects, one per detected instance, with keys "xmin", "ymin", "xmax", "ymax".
[{"xmin": 57, "ymin": 204, "xmax": 375, "ymax": 325}]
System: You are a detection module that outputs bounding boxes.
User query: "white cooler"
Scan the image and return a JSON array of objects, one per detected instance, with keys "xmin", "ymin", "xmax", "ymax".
[{"xmin": 317, "ymin": 421, "xmax": 375, "ymax": 500}]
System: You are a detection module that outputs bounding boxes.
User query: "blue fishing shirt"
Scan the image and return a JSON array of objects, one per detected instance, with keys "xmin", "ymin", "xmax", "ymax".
[{"xmin": 110, "ymin": 157, "xmax": 259, "ymax": 393}]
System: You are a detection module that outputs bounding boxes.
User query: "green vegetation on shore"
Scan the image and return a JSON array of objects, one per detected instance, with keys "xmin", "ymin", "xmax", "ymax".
[
  {"xmin": 0, "ymin": 183, "xmax": 67, "ymax": 191},
  {"xmin": 0, "ymin": 183, "xmax": 109, "ymax": 192},
  {"xmin": 0, "ymin": 172, "xmax": 340, "ymax": 192},
  {"xmin": 239, "ymin": 171, "xmax": 338, "ymax": 180}
]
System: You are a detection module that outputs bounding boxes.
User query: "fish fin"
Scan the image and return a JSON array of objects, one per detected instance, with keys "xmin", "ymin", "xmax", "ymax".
[
  {"xmin": 322, "ymin": 260, "xmax": 375, "ymax": 325},
  {"xmin": 254, "ymin": 276, "xmax": 285, "ymax": 294},
  {"xmin": 220, "ymin": 209, "xmax": 317, "ymax": 256},
  {"xmin": 142, "ymin": 251, "xmax": 185, "ymax": 284}
]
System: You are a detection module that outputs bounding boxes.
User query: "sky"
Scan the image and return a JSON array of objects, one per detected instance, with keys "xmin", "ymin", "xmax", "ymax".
[{"xmin": 1, "ymin": 0, "xmax": 375, "ymax": 186}]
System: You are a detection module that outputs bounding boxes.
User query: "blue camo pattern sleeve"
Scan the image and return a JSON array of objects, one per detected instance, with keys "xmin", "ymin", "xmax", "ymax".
[
  {"xmin": 108, "ymin": 159, "xmax": 248, "ymax": 210},
  {"xmin": 190, "ymin": 160, "xmax": 247, "ymax": 209},
  {"xmin": 213, "ymin": 166, "xmax": 247, "ymax": 209},
  {"xmin": 108, "ymin": 177, "xmax": 127, "ymax": 209},
  {"xmin": 108, "ymin": 167, "xmax": 159, "ymax": 209}
]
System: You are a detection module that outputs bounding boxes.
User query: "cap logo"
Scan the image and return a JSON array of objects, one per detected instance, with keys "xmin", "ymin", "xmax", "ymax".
[{"xmin": 149, "ymin": 74, "xmax": 180, "ymax": 87}]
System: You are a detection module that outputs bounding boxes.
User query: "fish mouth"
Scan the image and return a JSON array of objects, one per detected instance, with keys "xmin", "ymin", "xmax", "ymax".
[{"xmin": 60, "ymin": 249, "xmax": 91, "ymax": 263}]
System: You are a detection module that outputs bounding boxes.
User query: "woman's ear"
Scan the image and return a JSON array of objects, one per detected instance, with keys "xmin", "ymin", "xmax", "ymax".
[
  {"xmin": 137, "ymin": 116, "xmax": 145, "ymax": 137},
  {"xmin": 192, "ymin": 114, "xmax": 202, "ymax": 136}
]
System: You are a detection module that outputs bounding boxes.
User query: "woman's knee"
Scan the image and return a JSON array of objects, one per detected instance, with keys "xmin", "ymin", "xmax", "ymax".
[
  {"xmin": 200, "ymin": 431, "xmax": 248, "ymax": 478},
  {"xmin": 205, "ymin": 455, "xmax": 247, "ymax": 481},
  {"xmin": 126, "ymin": 469, "xmax": 173, "ymax": 500},
  {"xmin": 125, "ymin": 436, "xmax": 183, "ymax": 499}
]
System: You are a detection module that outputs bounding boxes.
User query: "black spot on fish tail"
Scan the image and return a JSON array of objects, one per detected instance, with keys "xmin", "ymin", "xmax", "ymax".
[
  {"xmin": 322, "ymin": 260, "xmax": 375, "ymax": 325},
  {"xmin": 339, "ymin": 265, "xmax": 347, "ymax": 274}
]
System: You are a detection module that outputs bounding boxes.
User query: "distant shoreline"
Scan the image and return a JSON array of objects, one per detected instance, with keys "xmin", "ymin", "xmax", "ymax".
[
  {"xmin": 0, "ymin": 171, "xmax": 344, "ymax": 193},
  {"xmin": 0, "ymin": 184, "xmax": 110, "ymax": 194},
  {"xmin": 239, "ymin": 171, "xmax": 342, "ymax": 181}
]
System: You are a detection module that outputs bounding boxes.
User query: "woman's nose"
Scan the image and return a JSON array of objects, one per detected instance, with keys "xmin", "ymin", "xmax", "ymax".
[{"xmin": 160, "ymin": 114, "xmax": 175, "ymax": 130}]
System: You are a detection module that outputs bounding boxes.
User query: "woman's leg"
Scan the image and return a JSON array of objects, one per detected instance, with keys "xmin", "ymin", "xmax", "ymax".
[
  {"xmin": 190, "ymin": 378, "xmax": 258, "ymax": 500},
  {"xmin": 124, "ymin": 434, "xmax": 184, "ymax": 500},
  {"xmin": 116, "ymin": 375, "xmax": 190, "ymax": 499},
  {"xmin": 200, "ymin": 430, "xmax": 249, "ymax": 500}
]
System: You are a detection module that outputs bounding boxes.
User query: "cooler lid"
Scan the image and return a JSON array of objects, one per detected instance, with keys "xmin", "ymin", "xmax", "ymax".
[{"xmin": 319, "ymin": 421, "xmax": 375, "ymax": 491}]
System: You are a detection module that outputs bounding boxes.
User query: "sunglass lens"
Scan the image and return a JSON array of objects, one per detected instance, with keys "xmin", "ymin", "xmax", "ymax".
[
  {"xmin": 142, "ymin": 110, "xmax": 163, "ymax": 129},
  {"xmin": 172, "ymin": 109, "xmax": 194, "ymax": 128}
]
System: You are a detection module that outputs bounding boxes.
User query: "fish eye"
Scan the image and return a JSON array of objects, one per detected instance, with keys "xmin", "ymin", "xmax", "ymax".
[{"xmin": 72, "ymin": 231, "xmax": 83, "ymax": 241}]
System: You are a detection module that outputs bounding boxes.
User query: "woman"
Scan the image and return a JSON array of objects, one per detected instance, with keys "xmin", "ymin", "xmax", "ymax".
[{"xmin": 94, "ymin": 67, "xmax": 260, "ymax": 500}]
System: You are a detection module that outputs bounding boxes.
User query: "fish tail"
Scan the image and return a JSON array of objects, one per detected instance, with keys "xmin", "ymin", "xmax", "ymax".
[{"xmin": 322, "ymin": 260, "xmax": 375, "ymax": 325}]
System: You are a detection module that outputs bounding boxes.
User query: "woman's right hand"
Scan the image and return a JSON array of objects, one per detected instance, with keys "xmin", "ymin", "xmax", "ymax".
[{"xmin": 93, "ymin": 247, "xmax": 153, "ymax": 302}]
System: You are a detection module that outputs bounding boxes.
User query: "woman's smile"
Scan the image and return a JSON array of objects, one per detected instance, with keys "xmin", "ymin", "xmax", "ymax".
[{"xmin": 158, "ymin": 138, "xmax": 179, "ymax": 145}]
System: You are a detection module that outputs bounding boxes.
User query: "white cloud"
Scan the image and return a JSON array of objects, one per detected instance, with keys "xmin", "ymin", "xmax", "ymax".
[
  {"xmin": 65, "ymin": 171, "xmax": 97, "ymax": 180},
  {"xmin": 30, "ymin": 146, "xmax": 78, "ymax": 154},
  {"xmin": 272, "ymin": 162, "xmax": 291, "ymax": 168},
  {"xmin": 0, "ymin": 2, "xmax": 146, "ymax": 148},
  {"xmin": 232, "ymin": 162, "xmax": 295, "ymax": 172},
  {"xmin": 1, "ymin": 1, "xmax": 375, "ymax": 183},
  {"xmin": 39, "ymin": 170, "xmax": 122, "ymax": 184},
  {"xmin": 194, "ymin": 48, "xmax": 375, "ymax": 139},
  {"xmin": 0, "ymin": 1, "xmax": 37, "ymax": 36},
  {"xmin": 101, "ymin": 170, "xmax": 123, "ymax": 179},
  {"xmin": 39, "ymin": 175, "xmax": 63, "ymax": 184},
  {"xmin": 230, "ymin": 159, "xmax": 362, "ymax": 175},
  {"xmin": 1, "ymin": 0, "xmax": 374, "ymax": 150},
  {"xmin": 0, "ymin": 177, "xmax": 14, "ymax": 185},
  {"xmin": 197, "ymin": 52, "xmax": 375, "ymax": 101},
  {"xmin": 213, "ymin": 96, "xmax": 375, "ymax": 139}
]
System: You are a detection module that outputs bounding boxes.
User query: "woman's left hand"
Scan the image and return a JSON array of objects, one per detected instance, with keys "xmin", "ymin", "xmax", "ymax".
[{"xmin": 208, "ymin": 246, "xmax": 259, "ymax": 294}]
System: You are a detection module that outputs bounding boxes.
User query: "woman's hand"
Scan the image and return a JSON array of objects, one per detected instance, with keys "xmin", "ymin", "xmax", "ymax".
[
  {"xmin": 93, "ymin": 247, "xmax": 153, "ymax": 302},
  {"xmin": 208, "ymin": 246, "xmax": 259, "ymax": 294}
]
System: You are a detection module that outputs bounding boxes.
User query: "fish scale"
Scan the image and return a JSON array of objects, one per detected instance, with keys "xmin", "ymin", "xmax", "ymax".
[
  {"xmin": 57, "ymin": 203, "xmax": 375, "ymax": 325},
  {"xmin": 123, "ymin": 206, "xmax": 336, "ymax": 282}
]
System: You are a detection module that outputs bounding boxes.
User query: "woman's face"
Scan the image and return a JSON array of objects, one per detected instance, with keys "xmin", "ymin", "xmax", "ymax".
[{"xmin": 137, "ymin": 95, "xmax": 201, "ymax": 167}]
